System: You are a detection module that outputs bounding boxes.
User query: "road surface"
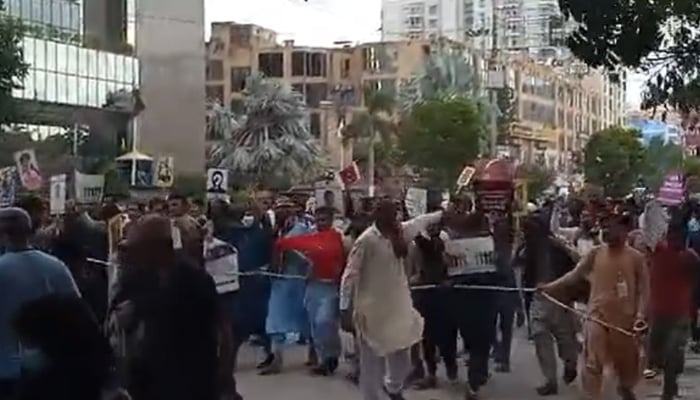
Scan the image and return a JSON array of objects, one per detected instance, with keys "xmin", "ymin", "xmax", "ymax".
[{"xmin": 236, "ymin": 331, "xmax": 700, "ymax": 399}]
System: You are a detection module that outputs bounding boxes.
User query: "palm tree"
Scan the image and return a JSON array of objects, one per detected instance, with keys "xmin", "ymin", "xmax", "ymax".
[
  {"xmin": 205, "ymin": 100, "xmax": 238, "ymax": 141},
  {"xmin": 207, "ymin": 74, "xmax": 320, "ymax": 186},
  {"xmin": 341, "ymin": 86, "xmax": 396, "ymax": 195},
  {"xmin": 398, "ymin": 44, "xmax": 484, "ymax": 112}
]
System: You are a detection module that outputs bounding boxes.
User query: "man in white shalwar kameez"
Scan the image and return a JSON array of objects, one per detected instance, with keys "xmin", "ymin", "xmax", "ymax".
[{"xmin": 340, "ymin": 199, "xmax": 443, "ymax": 400}]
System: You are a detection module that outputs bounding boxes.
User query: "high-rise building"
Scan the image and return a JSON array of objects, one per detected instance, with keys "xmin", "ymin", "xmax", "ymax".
[
  {"xmin": 4, "ymin": 0, "xmax": 139, "ymax": 140},
  {"xmin": 381, "ymin": 0, "xmax": 569, "ymax": 56},
  {"xmin": 4, "ymin": 0, "xmax": 207, "ymax": 175}
]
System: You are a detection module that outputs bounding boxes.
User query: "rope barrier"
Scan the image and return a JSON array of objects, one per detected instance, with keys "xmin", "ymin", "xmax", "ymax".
[{"xmin": 90, "ymin": 258, "xmax": 639, "ymax": 338}]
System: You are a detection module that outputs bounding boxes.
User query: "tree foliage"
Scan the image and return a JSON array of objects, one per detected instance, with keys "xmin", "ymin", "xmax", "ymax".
[
  {"xmin": 398, "ymin": 44, "xmax": 485, "ymax": 113},
  {"xmin": 519, "ymin": 163, "xmax": 556, "ymax": 201},
  {"xmin": 341, "ymin": 86, "xmax": 398, "ymax": 174},
  {"xmin": 398, "ymin": 96, "xmax": 485, "ymax": 187},
  {"xmin": 558, "ymin": 0, "xmax": 700, "ymax": 112},
  {"xmin": 640, "ymin": 136, "xmax": 683, "ymax": 190},
  {"xmin": 0, "ymin": 1, "xmax": 29, "ymax": 124},
  {"xmin": 583, "ymin": 127, "xmax": 646, "ymax": 197},
  {"xmin": 207, "ymin": 74, "xmax": 320, "ymax": 185}
]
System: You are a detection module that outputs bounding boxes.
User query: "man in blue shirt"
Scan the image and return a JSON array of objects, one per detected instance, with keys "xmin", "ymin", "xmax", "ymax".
[{"xmin": 0, "ymin": 208, "xmax": 80, "ymax": 398}]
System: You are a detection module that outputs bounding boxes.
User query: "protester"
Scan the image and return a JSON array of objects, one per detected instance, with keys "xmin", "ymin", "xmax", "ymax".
[
  {"xmin": 0, "ymin": 207, "xmax": 80, "ymax": 399},
  {"xmin": 541, "ymin": 214, "xmax": 649, "ymax": 400},
  {"xmin": 12, "ymin": 294, "xmax": 115, "ymax": 400},
  {"xmin": 262, "ymin": 197, "xmax": 313, "ymax": 374},
  {"xmin": 648, "ymin": 223, "xmax": 700, "ymax": 400},
  {"xmin": 519, "ymin": 212, "xmax": 579, "ymax": 396},
  {"xmin": 405, "ymin": 221, "xmax": 455, "ymax": 389},
  {"xmin": 114, "ymin": 215, "xmax": 219, "ymax": 400},
  {"xmin": 340, "ymin": 198, "xmax": 442, "ymax": 400}
]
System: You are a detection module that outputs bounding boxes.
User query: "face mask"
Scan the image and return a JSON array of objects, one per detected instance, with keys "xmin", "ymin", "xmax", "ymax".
[
  {"xmin": 20, "ymin": 346, "xmax": 48, "ymax": 373},
  {"xmin": 242, "ymin": 215, "xmax": 255, "ymax": 227}
]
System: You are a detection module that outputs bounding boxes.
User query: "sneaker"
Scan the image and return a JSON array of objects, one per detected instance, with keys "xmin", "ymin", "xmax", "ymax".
[
  {"xmin": 495, "ymin": 363, "xmax": 510, "ymax": 373},
  {"xmin": 618, "ymin": 386, "xmax": 637, "ymax": 400},
  {"xmin": 413, "ymin": 375, "xmax": 438, "ymax": 390},
  {"xmin": 643, "ymin": 369, "xmax": 658, "ymax": 379}
]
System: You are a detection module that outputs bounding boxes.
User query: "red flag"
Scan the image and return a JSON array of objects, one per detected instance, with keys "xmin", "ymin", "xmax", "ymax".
[
  {"xmin": 338, "ymin": 162, "xmax": 361, "ymax": 186},
  {"xmin": 276, "ymin": 230, "xmax": 345, "ymax": 281}
]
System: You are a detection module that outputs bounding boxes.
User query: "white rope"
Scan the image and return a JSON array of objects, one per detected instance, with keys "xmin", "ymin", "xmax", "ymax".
[{"xmin": 88, "ymin": 257, "xmax": 639, "ymax": 337}]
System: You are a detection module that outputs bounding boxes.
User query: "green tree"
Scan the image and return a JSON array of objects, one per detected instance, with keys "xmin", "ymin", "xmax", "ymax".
[
  {"xmin": 583, "ymin": 127, "xmax": 646, "ymax": 197},
  {"xmin": 398, "ymin": 96, "xmax": 485, "ymax": 187},
  {"xmin": 398, "ymin": 43, "xmax": 485, "ymax": 113},
  {"xmin": 558, "ymin": 0, "xmax": 700, "ymax": 111},
  {"xmin": 519, "ymin": 164, "xmax": 556, "ymax": 201},
  {"xmin": 208, "ymin": 74, "xmax": 320, "ymax": 186},
  {"xmin": 641, "ymin": 136, "xmax": 683, "ymax": 190},
  {"xmin": 341, "ymin": 86, "xmax": 397, "ymax": 189},
  {"xmin": 0, "ymin": 0, "xmax": 29, "ymax": 125}
]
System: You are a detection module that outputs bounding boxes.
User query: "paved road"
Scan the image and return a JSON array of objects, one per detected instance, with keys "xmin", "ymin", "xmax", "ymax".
[{"xmin": 236, "ymin": 331, "xmax": 700, "ymax": 399}]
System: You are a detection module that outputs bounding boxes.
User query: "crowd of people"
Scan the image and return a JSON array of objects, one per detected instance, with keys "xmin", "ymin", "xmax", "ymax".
[{"xmin": 0, "ymin": 190, "xmax": 697, "ymax": 400}]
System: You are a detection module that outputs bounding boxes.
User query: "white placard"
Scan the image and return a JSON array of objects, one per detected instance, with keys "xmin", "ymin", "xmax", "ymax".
[
  {"xmin": 204, "ymin": 237, "xmax": 240, "ymax": 293},
  {"xmin": 206, "ymin": 168, "xmax": 229, "ymax": 200},
  {"xmin": 405, "ymin": 187, "xmax": 427, "ymax": 218},
  {"xmin": 443, "ymin": 235, "xmax": 497, "ymax": 276},
  {"xmin": 74, "ymin": 171, "xmax": 104, "ymax": 204},
  {"xmin": 49, "ymin": 174, "xmax": 67, "ymax": 215},
  {"xmin": 314, "ymin": 179, "xmax": 344, "ymax": 215}
]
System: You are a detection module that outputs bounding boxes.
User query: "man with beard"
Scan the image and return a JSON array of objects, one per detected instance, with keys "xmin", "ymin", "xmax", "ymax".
[{"xmin": 340, "ymin": 198, "xmax": 442, "ymax": 400}]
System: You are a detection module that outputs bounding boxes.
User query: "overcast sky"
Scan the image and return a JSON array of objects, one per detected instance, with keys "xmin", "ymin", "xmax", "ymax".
[{"xmin": 204, "ymin": 0, "xmax": 643, "ymax": 108}]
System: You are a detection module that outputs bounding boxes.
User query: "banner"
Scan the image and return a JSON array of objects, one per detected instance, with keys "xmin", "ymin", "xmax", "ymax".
[
  {"xmin": 204, "ymin": 237, "xmax": 240, "ymax": 293},
  {"xmin": 657, "ymin": 172, "xmax": 685, "ymax": 206},
  {"xmin": 49, "ymin": 174, "xmax": 67, "ymax": 215},
  {"xmin": 74, "ymin": 171, "xmax": 105, "ymax": 204},
  {"xmin": 0, "ymin": 167, "xmax": 16, "ymax": 206},
  {"xmin": 155, "ymin": 156, "xmax": 174, "ymax": 187},
  {"xmin": 404, "ymin": 187, "xmax": 427, "ymax": 218}
]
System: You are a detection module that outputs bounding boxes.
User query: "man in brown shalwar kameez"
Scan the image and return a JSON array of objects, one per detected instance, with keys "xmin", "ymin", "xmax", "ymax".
[{"xmin": 541, "ymin": 214, "xmax": 649, "ymax": 400}]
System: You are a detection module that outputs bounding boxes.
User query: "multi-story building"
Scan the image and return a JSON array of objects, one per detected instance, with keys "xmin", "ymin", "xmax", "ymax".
[
  {"xmin": 4, "ymin": 0, "xmax": 207, "ymax": 175},
  {"xmin": 207, "ymin": 21, "xmax": 624, "ymax": 171},
  {"xmin": 4, "ymin": 0, "xmax": 138, "ymax": 141}
]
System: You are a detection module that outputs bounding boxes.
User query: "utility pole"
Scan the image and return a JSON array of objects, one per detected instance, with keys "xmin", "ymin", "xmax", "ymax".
[{"xmin": 487, "ymin": 0, "xmax": 502, "ymax": 157}]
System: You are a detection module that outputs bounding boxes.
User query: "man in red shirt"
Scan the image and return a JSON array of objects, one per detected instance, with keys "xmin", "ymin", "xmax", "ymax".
[{"xmin": 649, "ymin": 223, "xmax": 700, "ymax": 400}]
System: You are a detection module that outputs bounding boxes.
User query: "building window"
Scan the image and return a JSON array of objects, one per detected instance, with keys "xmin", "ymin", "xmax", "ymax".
[
  {"xmin": 429, "ymin": 4, "xmax": 438, "ymax": 14},
  {"xmin": 258, "ymin": 52, "xmax": 283, "ymax": 77},
  {"xmin": 206, "ymin": 60, "xmax": 224, "ymax": 80},
  {"xmin": 341, "ymin": 59, "xmax": 351, "ymax": 79},
  {"xmin": 305, "ymin": 83, "xmax": 328, "ymax": 107},
  {"xmin": 310, "ymin": 112, "xmax": 321, "ymax": 138},
  {"xmin": 406, "ymin": 16, "xmax": 424, "ymax": 28},
  {"xmin": 230, "ymin": 67, "xmax": 250, "ymax": 92},
  {"xmin": 206, "ymin": 85, "xmax": 224, "ymax": 103},
  {"xmin": 292, "ymin": 52, "xmax": 305, "ymax": 76},
  {"xmin": 428, "ymin": 19, "xmax": 438, "ymax": 28},
  {"xmin": 307, "ymin": 53, "xmax": 326, "ymax": 77}
]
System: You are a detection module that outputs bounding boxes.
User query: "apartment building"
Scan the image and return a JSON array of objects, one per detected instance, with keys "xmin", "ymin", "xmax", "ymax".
[
  {"xmin": 381, "ymin": 0, "xmax": 569, "ymax": 54},
  {"xmin": 507, "ymin": 57, "xmax": 626, "ymax": 169},
  {"xmin": 206, "ymin": 22, "xmax": 624, "ymax": 171}
]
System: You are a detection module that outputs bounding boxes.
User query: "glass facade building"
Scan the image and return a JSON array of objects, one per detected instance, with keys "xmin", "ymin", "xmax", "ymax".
[
  {"xmin": 5, "ymin": 0, "xmax": 82, "ymax": 36},
  {"xmin": 13, "ymin": 37, "xmax": 139, "ymax": 108}
]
